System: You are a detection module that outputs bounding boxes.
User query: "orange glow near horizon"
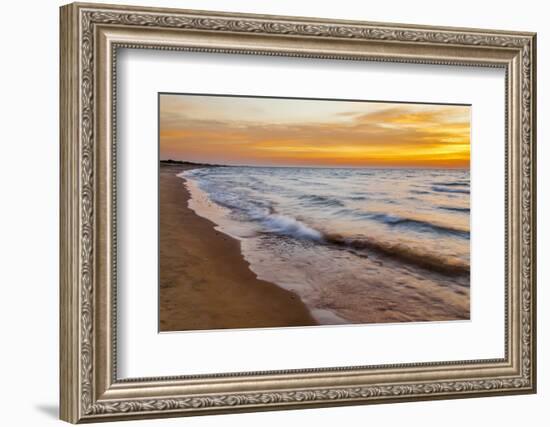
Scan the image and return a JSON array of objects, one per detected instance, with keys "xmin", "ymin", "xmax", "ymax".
[{"xmin": 159, "ymin": 94, "xmax": 470, "ymax": 169}]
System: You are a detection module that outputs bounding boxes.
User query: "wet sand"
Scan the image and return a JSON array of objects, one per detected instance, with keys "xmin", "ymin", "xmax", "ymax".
[{"xmin": 159, "ymin": 163, "xmax": 317, "ymax": 331}]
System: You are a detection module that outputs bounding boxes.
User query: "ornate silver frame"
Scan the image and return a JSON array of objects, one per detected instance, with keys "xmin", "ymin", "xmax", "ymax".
[{"xmin": 60, "ymin": 2, "xmax": 537, "ymax": 423}]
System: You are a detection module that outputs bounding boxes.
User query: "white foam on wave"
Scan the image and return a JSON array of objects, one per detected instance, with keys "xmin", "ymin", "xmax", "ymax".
[
  {"xmin": 179, "ymin": 172, "xmax": 259, "ymax": 240},
  {"xmin": 261, "ymin": 214, "xmax": 323, "ymax": 241},
  {"xmin": 180, "ymin": 170, "xmax": 325, "ymax": 243}
]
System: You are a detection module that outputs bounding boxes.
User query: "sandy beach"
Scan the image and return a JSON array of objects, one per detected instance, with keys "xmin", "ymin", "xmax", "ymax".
[{"xmin": 159, "ymin": 163, "xmax": 317, "ymax": 331}]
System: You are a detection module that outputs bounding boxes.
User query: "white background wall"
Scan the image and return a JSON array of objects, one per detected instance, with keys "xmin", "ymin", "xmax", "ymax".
[{"xmin": 0, "ymin": 0, "xmax": 546, "ymax": 426}]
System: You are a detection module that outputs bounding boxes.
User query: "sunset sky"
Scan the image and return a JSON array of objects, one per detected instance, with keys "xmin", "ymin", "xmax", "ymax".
[{"xmin": 159, "ymin": 94, "xmax": 470, "ymax": 168}]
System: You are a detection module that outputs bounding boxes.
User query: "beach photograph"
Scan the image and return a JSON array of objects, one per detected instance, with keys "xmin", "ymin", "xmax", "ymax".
[{"xmin": 158, "ymin": 93, "xmax": 471, "ymax": 332}]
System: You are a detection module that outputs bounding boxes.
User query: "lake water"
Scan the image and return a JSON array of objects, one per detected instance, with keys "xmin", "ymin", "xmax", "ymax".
[{"xmin": 180, "ymin": 167, "xmax": 470, "ymax": 325}]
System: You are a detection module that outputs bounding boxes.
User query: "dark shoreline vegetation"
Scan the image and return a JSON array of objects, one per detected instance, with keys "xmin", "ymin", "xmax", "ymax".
[{"xmin": 160, "ymin": 159, "xmax": 225, "ymax": 167}]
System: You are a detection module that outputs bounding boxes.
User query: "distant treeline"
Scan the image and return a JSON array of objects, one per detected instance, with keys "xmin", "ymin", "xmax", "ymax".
[{"xmin": 160, "ymin": 159, "xmax": 227, "ymax": 167}]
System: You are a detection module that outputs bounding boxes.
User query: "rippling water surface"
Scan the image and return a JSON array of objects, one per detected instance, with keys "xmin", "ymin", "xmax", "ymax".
[{"xmin": 180, "ymin": 167, "xmax": 470, "ymax": 324}]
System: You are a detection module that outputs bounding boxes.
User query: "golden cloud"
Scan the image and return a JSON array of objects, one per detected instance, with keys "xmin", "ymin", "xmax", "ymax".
[{"xmin": 160, "ymin": 96, "xmax": 470, "ymax": 168}]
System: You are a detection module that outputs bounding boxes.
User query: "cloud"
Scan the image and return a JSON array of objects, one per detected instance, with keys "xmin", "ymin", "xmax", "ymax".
[{"xmin": 160, "ymin": 96, "xmax": 470, "ymax": 168}]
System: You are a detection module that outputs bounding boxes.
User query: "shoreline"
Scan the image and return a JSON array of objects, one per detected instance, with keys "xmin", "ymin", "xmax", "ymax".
[{"xmin": 159, "ymin": 163, "xmax": 317, "ymax": 332}]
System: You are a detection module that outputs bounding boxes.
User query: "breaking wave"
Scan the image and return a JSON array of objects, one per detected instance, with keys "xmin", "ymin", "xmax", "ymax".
[
  {"xmin": 253, "ymin": 211, "xmax": 469, "ymax": 276},
  {"xmin": 367, "ymin": 213, "xmax": 470, "ymax": 238}
]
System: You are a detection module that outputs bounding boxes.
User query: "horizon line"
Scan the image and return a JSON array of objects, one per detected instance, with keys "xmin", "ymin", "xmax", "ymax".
[{"xmin": 159, "ymin": 159, "xmax": 470, "ymax": 170}]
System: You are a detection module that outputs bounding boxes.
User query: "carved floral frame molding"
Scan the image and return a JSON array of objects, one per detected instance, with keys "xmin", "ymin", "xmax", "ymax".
[{"xmin": 60, "ymin": 2, "xmax": 536, "ymax": 423}]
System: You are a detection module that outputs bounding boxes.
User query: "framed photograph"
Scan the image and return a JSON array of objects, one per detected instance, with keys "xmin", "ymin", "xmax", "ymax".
[{"xmin": 60, "ymin": 2, "xmax": 537, "ymax": 423}]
